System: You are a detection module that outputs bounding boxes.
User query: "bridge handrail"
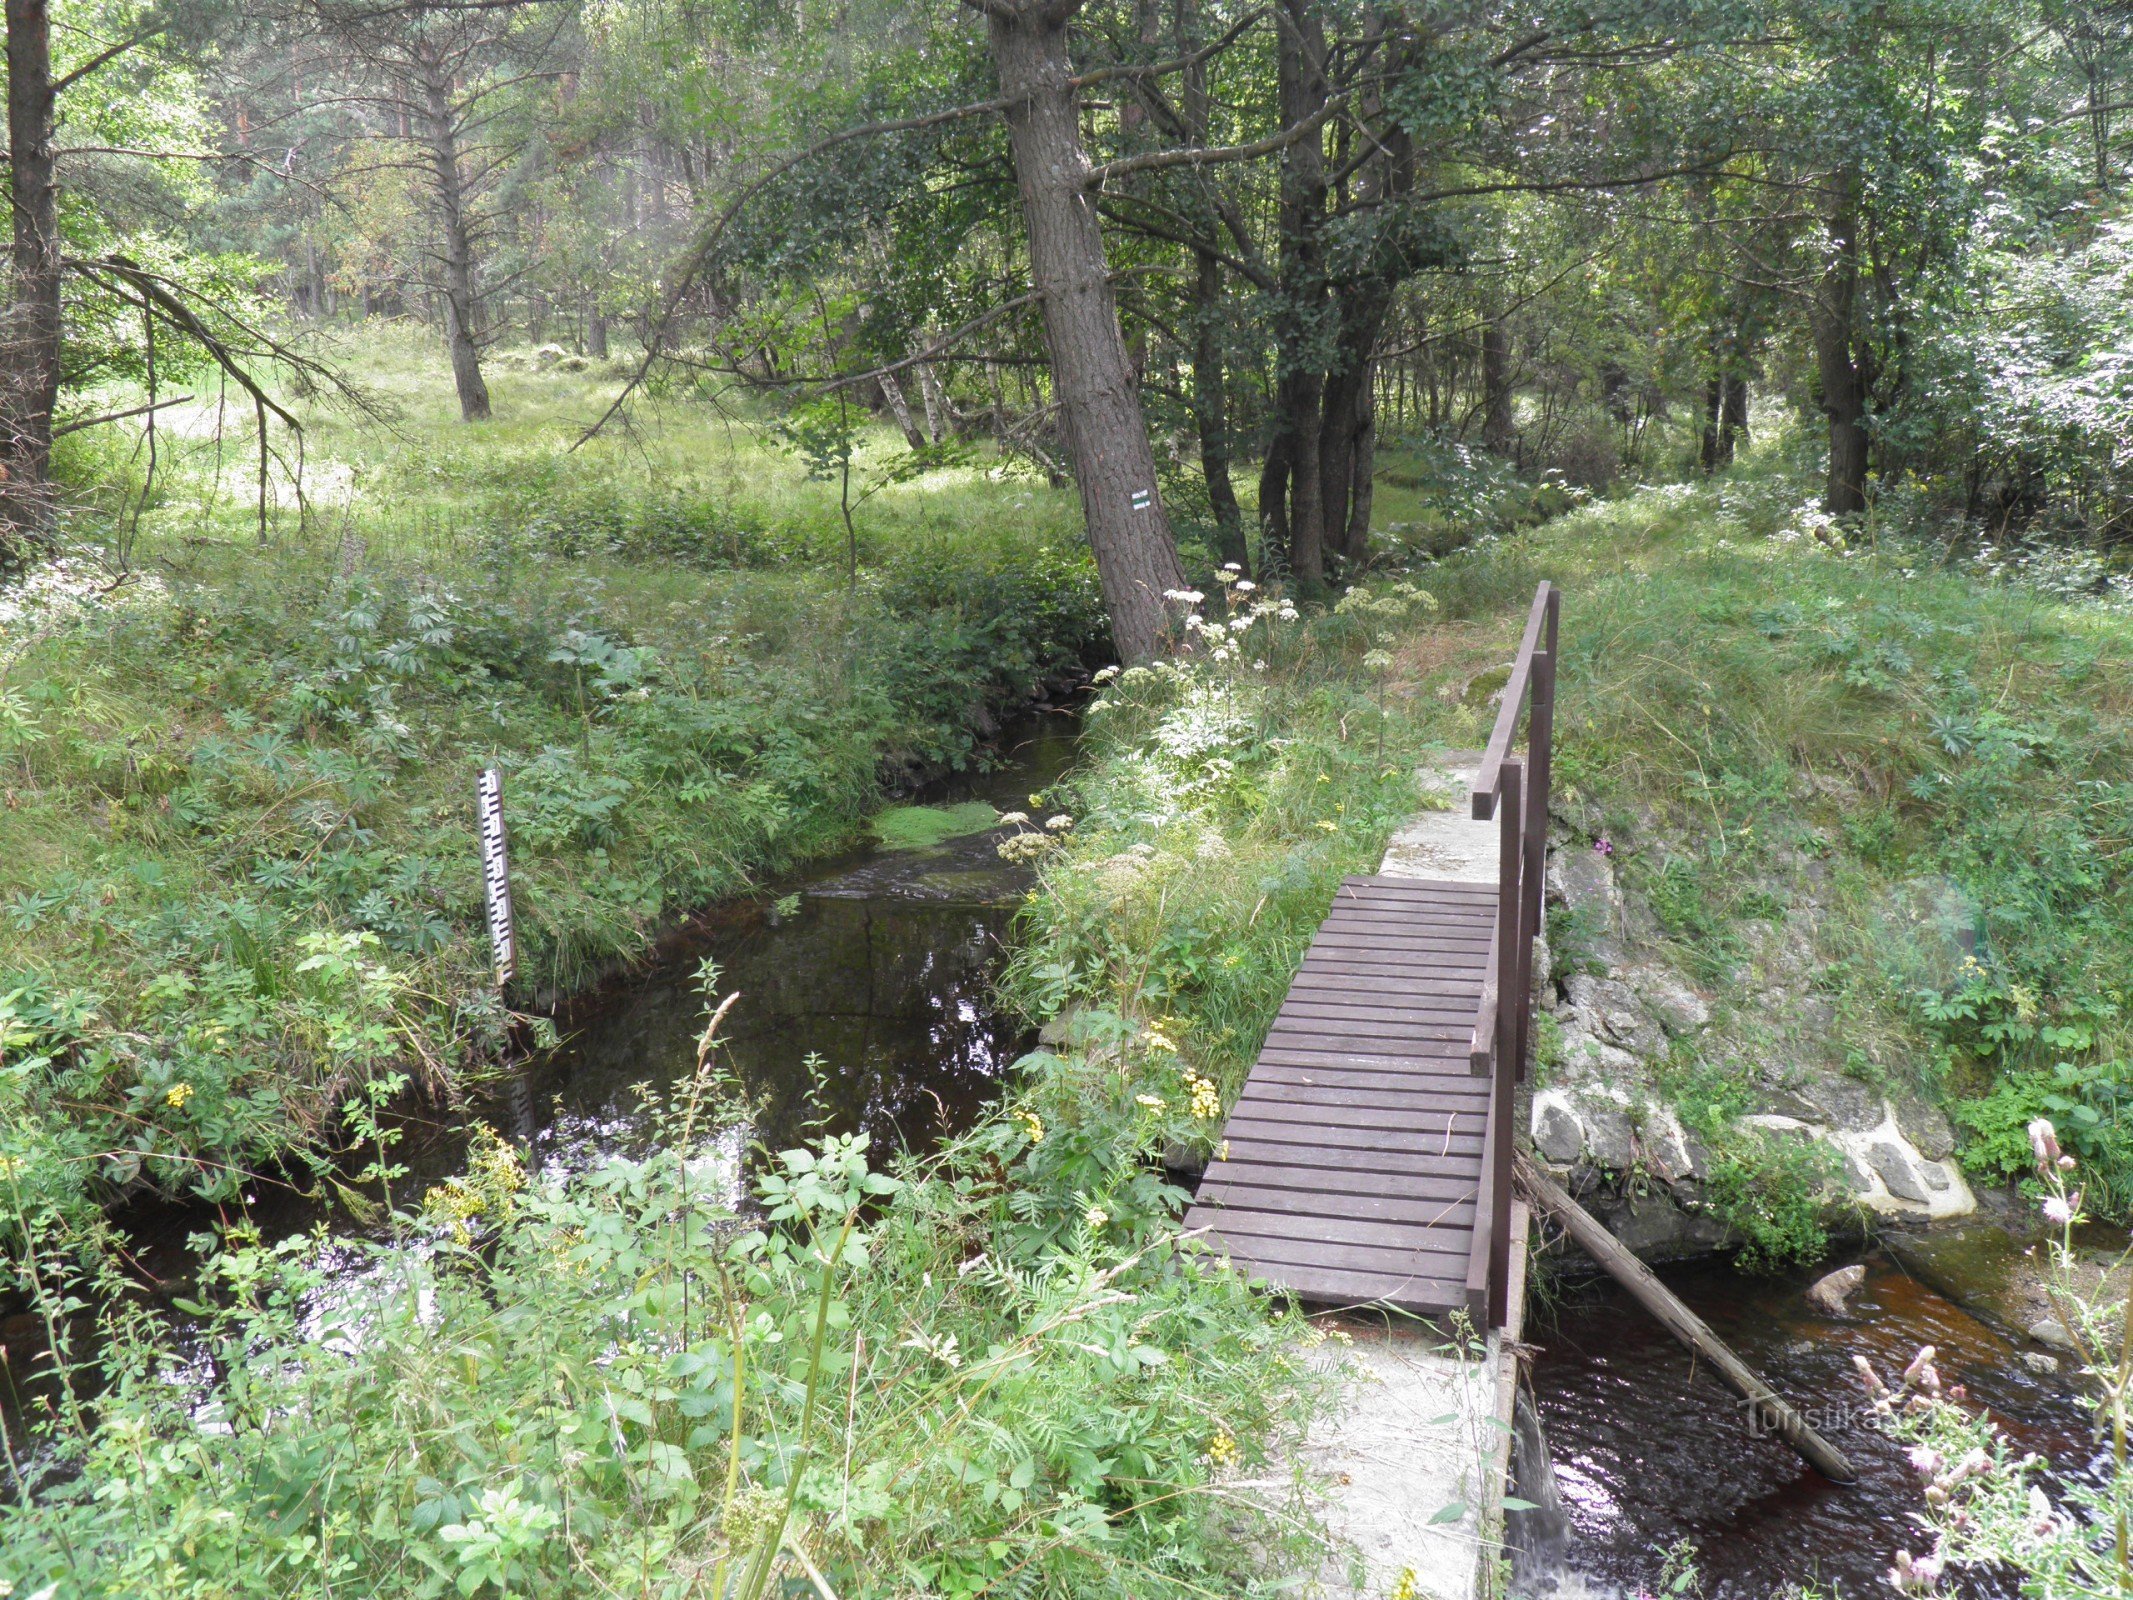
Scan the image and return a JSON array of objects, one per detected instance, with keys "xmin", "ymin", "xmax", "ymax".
[
  {"xmin": 1472, "ymin": 581, "xmax": 1558, "ymax": 822},
  {"xmin": 1461, "ymin": 581, "xmax": 1560, "ymax": 1329}
]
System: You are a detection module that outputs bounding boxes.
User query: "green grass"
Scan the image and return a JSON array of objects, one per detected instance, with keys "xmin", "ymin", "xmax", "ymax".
[
  {"xmin": 1, "ymin": 335, "xmax": 1106, "ymax": 1240},
  {"xmin": 1427, "ymin": 446, "xmax": 2133, "ymax": 1221}
]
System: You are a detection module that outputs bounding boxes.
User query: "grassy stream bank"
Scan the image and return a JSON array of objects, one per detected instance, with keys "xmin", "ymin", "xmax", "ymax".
[{"xmin": 5, "ymin": 377, "xmax": 2133, "ymax": 1594}]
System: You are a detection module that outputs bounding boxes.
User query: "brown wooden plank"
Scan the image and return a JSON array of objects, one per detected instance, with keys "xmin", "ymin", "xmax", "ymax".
[
  {"xmin": 1221, "ymin": 1116, "xmax": 1486, "ymax": 1155},
  {"xmin": 1320, "ymin": 908, "xmax": 1496, "ymax": 932},
  {"xmin": 1333, "ymin": 883, "xmax": 1494, "ymax": 904},
  {"xmin": 1277, "ymin": 994, "xmax": 1480, "ymax": 1023},
  {"xmin": 1247, "ymin": 1065, "xmax": 1490, "ymax": 1101},
  {"xmin": 1289, "ymin": 967, "xmax": 1487, "ymax": 997},
  {"xmin": 1309, "ymin": 928, "xmax": 1494, "ymax": 952},
  {"xmin": 1196, "ymin": 1184, "xmax": 1478, "ymax": 1231},
  {"xmin": 1205, "ymin": 1209, "xmax": 1475, "ymax": 1259},
  {"xmin": 1262, "ymin": 1028, "xmax": 1484, "ymax": 1066},
  {"xmin": 1319, "ymin": 911, "xmax": 1497, "ymax": 937},
  {"xmin": 1200, "ymin": 1252, "xmax": 1468, "ymax": 1315},
  {"xmin": 1214, "ymin": 1136, "xmax": 1483, "ymax": 1178},
  {"xmin": 1295, "ymin": 950, "xmax": 1488, "ymax": 979},
  {"xmin": 1234, "ymin": 1078, "xmax": 1487, "ymax": 1115},
  {"xmin": 1197, "ymin": 1164, "xmax": 1480, "ymax": 1208},
  {"xmin": 1254, "ymin": 1046, "xmax": 1482, "ymax": 1074},
  {"xmin": 1208, "ymin": 1227, "xmax": 1468, "ymax": 1277},
  {"xmin": 1260, "ymin": 1031, "xmax": 1476, "ymax": 1058},
  {"xmin": 1288, "ymin": 970, "xmax": 1489, "ymax": 1002}
]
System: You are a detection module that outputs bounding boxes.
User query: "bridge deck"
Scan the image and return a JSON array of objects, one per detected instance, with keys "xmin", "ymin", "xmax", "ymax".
[{"xmin": 1184, "ymin": 873, "xmax": 1497, "ymax": 1319}]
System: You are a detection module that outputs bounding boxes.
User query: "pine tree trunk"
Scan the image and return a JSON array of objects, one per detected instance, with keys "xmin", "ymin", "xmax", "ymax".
[
  {"xmin": 587, "ymin": 306, "xmax": 608, "ymax": 360},
  {"xmin": 1700, "ymin": 375, "xmax": 1724, "ymax": 473},
  {"xmin": 1721, "ymin": 372, "xmax": 1749, "ymax": 455},
  {"xmin": 1267, "ymin": 0, "xmax": 1330, "ymax": 591},
  {"xmin": 0, "ymin": 0, "xmax": 61, "ymax": 555},
  {"xmin": 419, "ymin": 47, "xmax": 491, "ymax": 422},
  {"xmin": 1176, "ymin": 0, "xmax": 1244, "ymax": 572},
  {"xmin": 982, "ymin": 0, "xmax": 1186, "ymax": 662}
]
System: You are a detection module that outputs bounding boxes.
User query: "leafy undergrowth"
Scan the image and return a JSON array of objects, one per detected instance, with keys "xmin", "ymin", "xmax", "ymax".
[
  {"xmin": 0, "ymin": 581, "xmax": 1406, "ymax": 1599},
  {"xmin": 2, "ymin": 1014, "xmax": 1330, "ymax": 1599},
  {"xmin": 0, "ymin": 506, "xmax": 1102, "ymax": 1245},
  {"xmin": 1427, "ymin": 452, "xmax": 2133, "ymax": 1223}
]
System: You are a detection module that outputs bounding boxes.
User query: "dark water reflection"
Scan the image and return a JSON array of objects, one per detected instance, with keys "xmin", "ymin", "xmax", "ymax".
[
  {"xmin": 1524, "ymin": 1249, "xmax": 2108, "ymax": 1598},
  {"xmin": 494, "ymin": 714, "xmax": 1078, "ymax": 1189}
]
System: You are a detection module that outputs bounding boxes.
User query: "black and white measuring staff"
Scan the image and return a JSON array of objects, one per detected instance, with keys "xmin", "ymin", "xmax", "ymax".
[{"xmin": 477, "ymin": 768, "xmax": 516, "ymax": 988}]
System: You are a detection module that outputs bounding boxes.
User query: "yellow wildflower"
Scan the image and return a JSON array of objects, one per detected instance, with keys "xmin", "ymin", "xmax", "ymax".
[
  {"xmin": 1187, "ymin": 1071, "xmax": 1221, "ymax": 1120},
  {"xmin": 1391, "ymin": 1568, "xmax": 1419, "ymax": 1600},
  {"xmin": 1085, "ymin": 1205, "xmax": 1108, "ymax": 1229},
  {"xmin": 1206, "ymin": 1430, "xmax": 1239, "ymax": 1468},
  {"xmin": 1136, "ymin": 1093, "xmax": 1167, "ymax": 1111},
  {"xmin": 165, "ymin": 1082, "xmax": 193, "ymax": 1109},
  {"xmin": 1018, "ymin": 1110, "xmax": 1045, "ymax": 1144}
]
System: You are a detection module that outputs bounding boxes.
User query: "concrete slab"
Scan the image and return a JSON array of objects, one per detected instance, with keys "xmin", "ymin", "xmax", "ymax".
[
  {"xmin": 1303, "ymin": 1318, "xmax": 1502, "ymax": 1600},
  {"xmin": 1380, "ymin": 764, "xmax": 1499, "ymax": 885}
]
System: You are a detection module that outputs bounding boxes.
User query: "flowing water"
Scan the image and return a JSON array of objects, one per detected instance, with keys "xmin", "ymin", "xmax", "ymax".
[{"xmin": 1517, "ymin": 1245, "xmax": 2108, "ymax": 1599}]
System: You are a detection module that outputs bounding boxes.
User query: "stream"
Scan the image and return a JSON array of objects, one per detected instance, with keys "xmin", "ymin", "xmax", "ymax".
[
  {"xmin": 5, "ymin": 713, "xmax": 2114, "ymax": 1600},
  {"xmin": 0, "ymin": 716, "xmax": 1078, "ymax": 1433},
  {"xmin": 1516, "ymin": 1241, "xmax": 2110, "ymax": 1598}
]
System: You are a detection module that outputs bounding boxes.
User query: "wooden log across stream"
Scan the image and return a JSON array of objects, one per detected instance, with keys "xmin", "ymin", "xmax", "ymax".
[{"xmin": 1515, "ymin": 1149, "xmax": 1858, "ymax": 1485}]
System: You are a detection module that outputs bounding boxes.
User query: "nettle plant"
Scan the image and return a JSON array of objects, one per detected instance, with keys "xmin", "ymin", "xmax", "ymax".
[{"xmin": 1859, "ymin": 1118, "xmax": 2133, "ymax": 1597}]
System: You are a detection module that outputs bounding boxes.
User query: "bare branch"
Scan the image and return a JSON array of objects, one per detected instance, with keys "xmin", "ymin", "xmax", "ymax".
[
  {"xmin": 52, "ymin": 394, "xmax": 194, "ymax": 438},
  {"xmin": 1086, "ymin": 92, "xmax": 1348, "ymax": 186}
]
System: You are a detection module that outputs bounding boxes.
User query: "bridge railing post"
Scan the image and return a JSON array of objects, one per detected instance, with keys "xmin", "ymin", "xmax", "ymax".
[
  {"xmin": 1488, "ymin": 759, "xmax": 1523, "ymax": 1328},
  {"xmin": 1513, "ymin": 590, "xmax": 1559, "ymax": 1084}
]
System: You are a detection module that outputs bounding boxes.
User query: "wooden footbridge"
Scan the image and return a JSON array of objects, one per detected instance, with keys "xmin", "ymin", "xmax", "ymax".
[{"xmin": 1185, "ymin": 583, "xmax": 1559, "ymax": 1328}]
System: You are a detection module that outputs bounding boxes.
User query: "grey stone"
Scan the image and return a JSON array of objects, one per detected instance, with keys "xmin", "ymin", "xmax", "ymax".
[
  {"xmin": 1868, "ymin": 1140, "xmax": 1934, "ymax": 1205},
  {"xmin": 1757, "ymin": 1084, "xmax": 1827, "ymax": 1125},
  {"xmin": 1796, "ymin": 995, "xmax": 1838, "ymax": 1036},
  {"xmin": 1632, "ymin": 968, "xmax": 1710, "ymax": 1037},
  {"xmin": 1920, "ymin": 1160, "xmax": 1952, "ymax": 1193},
  {"xmin": 1580, "ymin": 1103, "xmax": 1635, "ymax": 1170},
  {"xmin": 1893, "ymin": 1095, "xmax": 1956, "ymax": 1162},
  {"xmin": 2022, "ymin": 1351, "xmax": 2060, "ymax": 1375},
  {"xmin": 1805, "ymin": 1263, "xmax": 1866, "ymax": 1315},
  {"xmin": 1594, "ymin": 1192, "xmax": 1733, "ymax": 1260},
  {"xmin": 1679, "ymin": 1129, "xmax": 1711, "ymax": 1181},
  {"xmin": 1801, "ymin": 1074, "xmax": 1883, "ymax": 1133},
  {"xmin": 2029, "ymin": 1316, "xmax": 2076, "ymax": 1352},
  {"xmin": 1841, "ymin": 1153, "xmax": 1878, "ymax": 1196},
  {"xmin": 1534, "ymin": 1100, "xmax": 1585, "ymax": 1165},
  {"xmin": 1553, "ymin": 846, "xmax": 1616, "ymax": 915}
]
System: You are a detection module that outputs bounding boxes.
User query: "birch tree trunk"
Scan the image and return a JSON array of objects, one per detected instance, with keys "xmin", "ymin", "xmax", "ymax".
[{"xmin": 1812, "ymin": 167, "xmax": 1869, "ymax": 516}]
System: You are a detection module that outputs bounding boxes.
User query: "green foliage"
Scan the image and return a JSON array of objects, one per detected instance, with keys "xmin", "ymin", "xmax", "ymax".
[
  {"xmin": 1442, "ymin": 462, "xmax": 2132, "ymax": 1222},
  {"xmin": 1954, "ymin": 1059, "xmax": 2133, "ymax": 1213},
  {"xmin": 1661, "ymin": 1052, "xmax": 1839, "ymax": 1274},
  {"xmin": 0, "ymin": 955, "xmax": 1324, "ymax": 1600},
  {"xmin": 0, "ymin": 359, "xmax": 1104, "ymax": 1246}
]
